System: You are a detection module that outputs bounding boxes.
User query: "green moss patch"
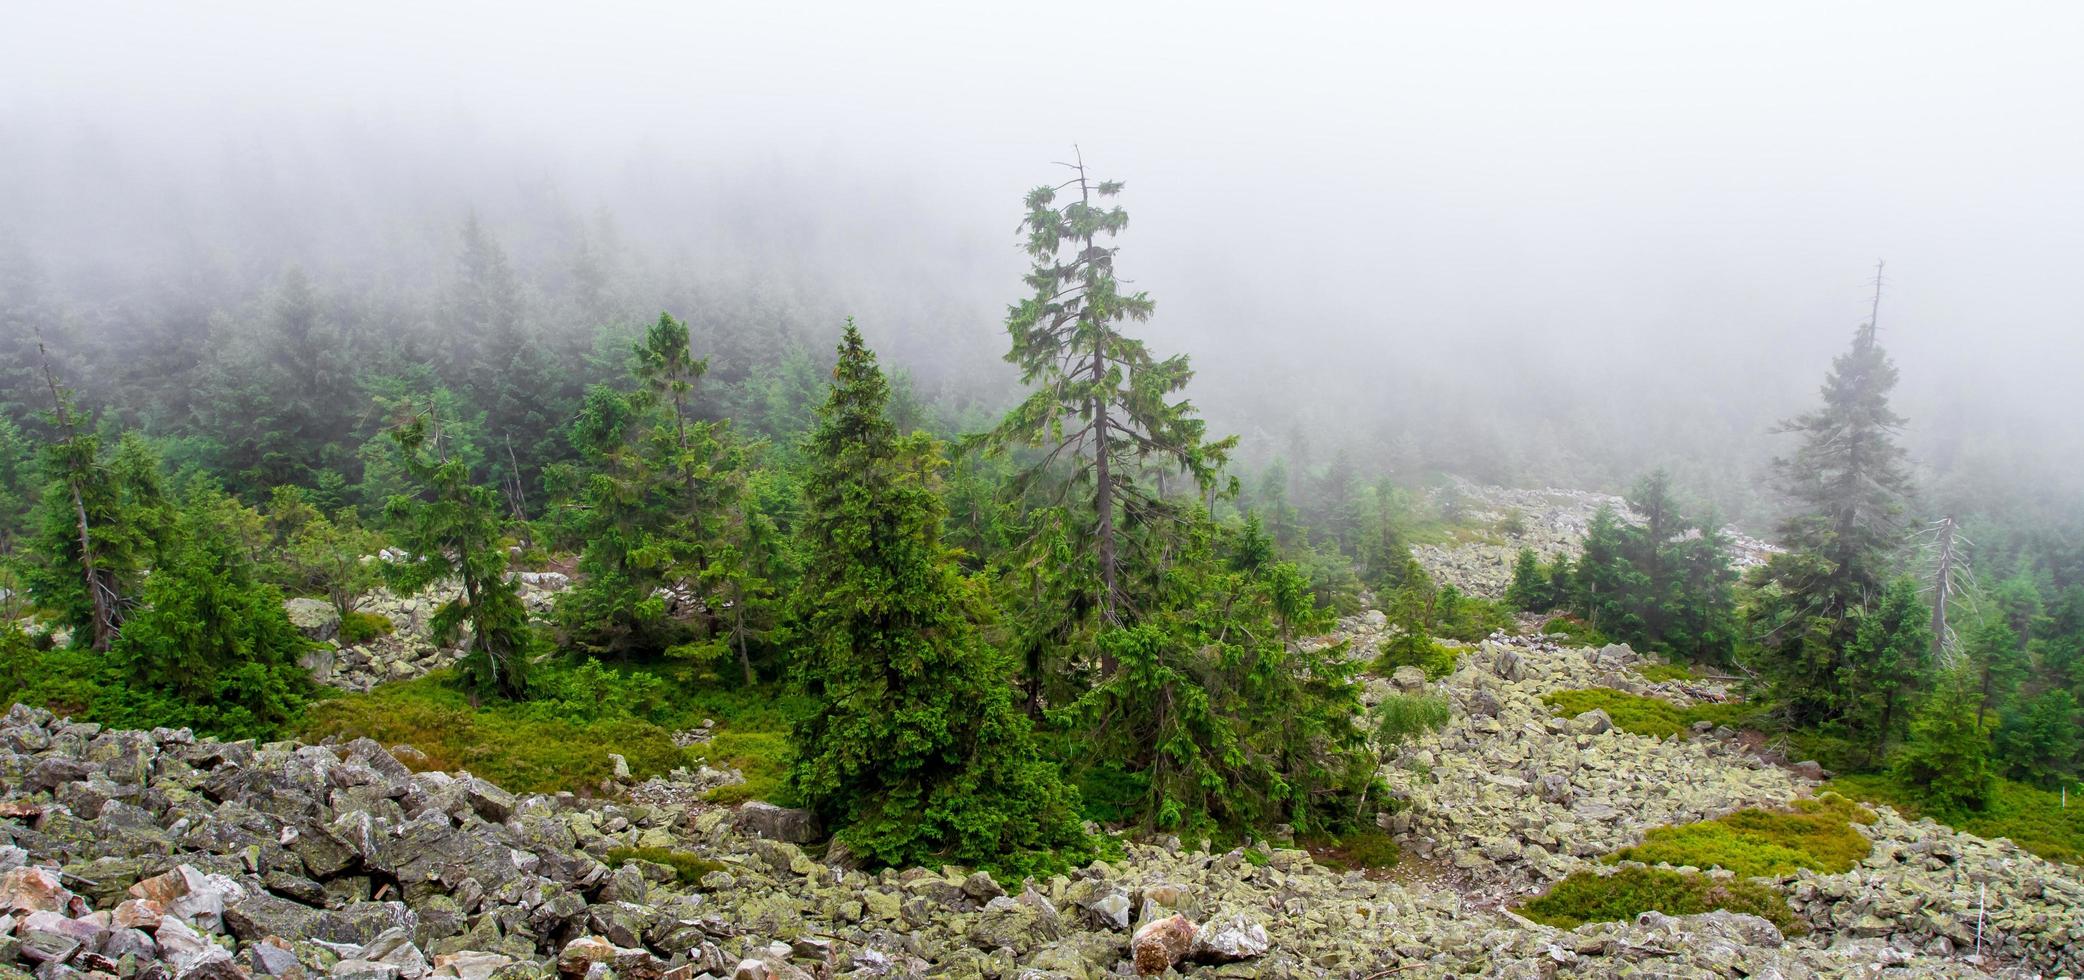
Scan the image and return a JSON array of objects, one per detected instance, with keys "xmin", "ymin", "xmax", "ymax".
[
  {"xmin": 1632, "ymin": 661, "xmax": 1699, "ymax": 684},
  {"xmin": 1542, "ymin": 688, "xmax": 1757, "ymax": 740},
  {"xmin": 604, "ymin": 847, "xmax": 726, "ymax": 885},
  {"xmin": 1515, "ymin": 866, "xmax": 1805, "ymax": 934},
  {"xmin": 1610, "ymin": 794, "xmax": 1874, "ymax": 877}
]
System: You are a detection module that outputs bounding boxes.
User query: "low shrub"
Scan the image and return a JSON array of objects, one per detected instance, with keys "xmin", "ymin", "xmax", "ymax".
[
  {"xmin": 1609, "ymin": 794, "xmax": 1874, "ymax": 877},
  {"xmin": 604, "ymin": 846, "xmax": 726, "ymax": 885},
  {"xmin": 338, "ymin": 610, "xmax": 394, "ymax": 645},
  {"xmin": 1515, "ymin": 866, "xmax": 1805, "ymax": 934},
  {"xmin": 1541, "ymin": 688, "xmax": 1758, "ymax": 740},
  {"xmin": 1830, "ymin": 773, "xmax": 2084, "ymax": 865},
  {"xmin": 1632, "ymin": 661, "xmax": 1699, "ymax": 684},
  {"xmin": 1374, "ymin": 640, "xmax": 1461, "ymax": 681}
]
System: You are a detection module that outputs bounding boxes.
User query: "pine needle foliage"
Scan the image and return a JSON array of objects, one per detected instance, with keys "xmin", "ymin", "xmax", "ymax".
[{"xmin": 788, "ymin": 321, "xmax": 1086, "ymax": 876}]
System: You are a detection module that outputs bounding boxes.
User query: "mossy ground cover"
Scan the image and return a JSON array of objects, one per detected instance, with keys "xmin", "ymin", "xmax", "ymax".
[
  {"xmin": 1829, "ymin": 773, "xmax": 2084, "ymax": 865},
  {"xmin": 303, "ymin": 663, "xmax": 800, "ymax": 799},
  {"xmin": 1609, "ymin": 794, "xmax": 1875, "ymax": 877},
  {"xmin": 1631, "ymin": 661, "xmax": 1699, "ymax": 683},
  {"xmin": 1515, "ymin": 866, "xmax": 1805, "ymax": 934},
  {"xmin": 1303, "ymin": 828, "xmax": 1401, "ymax": 873},
  {"xmin": 604, "ymin": 846, "xmax": 727, "ymax": 885},
  {"xmin": 1542, "ymin": 688, "xmax": 1759, "ymax": 740},
  {"xmin": 1539, "ymin": 615, "xmax": 1608, "ymax": 648}
]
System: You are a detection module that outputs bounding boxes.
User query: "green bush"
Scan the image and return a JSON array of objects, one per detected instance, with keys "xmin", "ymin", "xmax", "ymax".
[
  {"xmin": 1830, "ymin": 773, "xmax": 2084, "ymax": 865},
  {"xmin": 1610, "ymin": 794, "xmax": 1874, "ymax": 877},
  {"xmin": 604, "ymin": 847, "xmax": 725, "ymax": 885},
  {"xmin": 1541, "ymin": 688, "xmax": 1757, "ymax": 740},
  {"xmin": 1515, "ymin": 866, "xmax": 1805, "ymax": 934},
  {"xmin": 1374, "ymin": 639, "xmax": 1461, "ymax": 681},
  {"xmin": 688, "ymin": 730, "xmax": 795, "ymax": 806},
  {"xmin": 338, "ymin": 611, "xmax": 394, "ymax": 645}
]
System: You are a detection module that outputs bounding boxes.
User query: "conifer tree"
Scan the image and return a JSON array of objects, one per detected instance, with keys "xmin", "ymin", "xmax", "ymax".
[
  {"xmin": 1835, "ymin": 577, "xmax": 1934, "ymax": 764},
  {"xmin": 1747, "ymin": 297, "xmax": 1917, "ymax": 726},
  {"xmin": 556, "ymin": 314, "xmax": 781, "ymax": 682},
  {"xmin": 789, "ymin": 322, "xmax": 1084, "ymax": 873},
  {"xmin": 383, "ymin": 407, "xmax": 533, "ymax": 700},
  {"xmin": 1893, "ymin": 667, "xmax": 1993, "ymax": 813},
  {"xmin": 984, "ymin": 156, "xmax": 1236, "ymax": 629},
  {"xmin": 111, "ymin": 484, "xmax": 314, "ymax": 737}
]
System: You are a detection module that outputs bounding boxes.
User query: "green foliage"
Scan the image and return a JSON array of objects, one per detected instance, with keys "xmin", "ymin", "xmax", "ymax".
[
  {"xmin": 339, "ymin": 611, "xmax": 394, "ymax": 645},
  {"xmin": 604, "ymin": 847, "xmax": 726, "ymax": 886},
  {"xmin": 553, "ymin": 313, "xmax": 786, "ymax": 684},
  {"xmin": 1054, "ymin": 512, "xmax": 1374, "ymax": 841},
  {"xmin": 382, "ymin": 410, "xmax": 533, "ymax": 700},
  {"xmin": 1570, "ymin": 472, "xmax": 1738, "ymax": 662},
  {"xmin": 1996, "ymin": 688, "xmax": 2081, "ymax": 787},
  {"xmin": 1834, "ymin": 577, "xmax": 1935, "ymax": 765},
  {"xmin": 303, "ymin": 663, "xmax": 790, "ymax": 794},
  {"xmin": 1515, "ymin": 867, "xmax": 1804, "ymax": 934},
  {"xmin": 1541, "ymin": 688, "xmax": 1758, "ymax": 740},
  {"xmin": 1373, "ymin": 692, "xmax": 1452, "ymax": 750},
  {"xmin": 788, "ymin": 323, "xmax": 1086, "ymax": 876},
  {"xmin": 1829, "ymin": 772, "xmax": 2084, "ymax": 865},
  {"xmin": 1746, "ymin": 320, "xmax": 1915, "ymax": 728},
  {"xmin": 1505, "ymin": 547, "xmax": 1558, "ymax": 613},
  {"xmin": 981, "ymin": 163, "xmax": 1235, "ymax": 631},
  {"xmin": 1609, "ymin": 795, "xmax": 1874, "ymax": 877},
  {"xmin": 1891, "ymin": 669, "xmax": 1995, "ymax": 813},
  {"xmin": 28, "ymin": 424, "xmax": 170, "ymax": 651},
  {"xmin": 263, "ymin": 485, "xmax": 385, "ymax": 618},
  {"xmin": 108, "ymin": 484, "xmax": 317, "ymax": 738}
]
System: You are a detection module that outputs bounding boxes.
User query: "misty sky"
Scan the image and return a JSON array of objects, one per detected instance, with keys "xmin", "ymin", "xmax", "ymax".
[{"xmin": 6, "ymin": 2, "xmax": 2082, "ymax": 498}]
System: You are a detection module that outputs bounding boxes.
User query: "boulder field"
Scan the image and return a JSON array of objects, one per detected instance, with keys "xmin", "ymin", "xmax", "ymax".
[{"xmin": 0, "ymin": 626, "xmax": 2078, "ymax": 977}]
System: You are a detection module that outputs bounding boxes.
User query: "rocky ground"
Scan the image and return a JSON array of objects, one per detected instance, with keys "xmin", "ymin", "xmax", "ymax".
[
  {"xmin": 284, "ymin": 573, "xmax": 571, "ymax": 693},
  {"xmin": 0, "ymin": 615, "xmax": 2079, "ymax": 978},
  {"xmin": 1415, "ymin": 480, "xmax": 1778, "ymax": 598}
]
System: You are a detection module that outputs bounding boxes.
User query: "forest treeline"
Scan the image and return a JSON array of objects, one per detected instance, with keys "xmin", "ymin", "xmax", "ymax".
[{"xmin": 2, "ymin": 163, "xmax": 2081, "ymax": 873}]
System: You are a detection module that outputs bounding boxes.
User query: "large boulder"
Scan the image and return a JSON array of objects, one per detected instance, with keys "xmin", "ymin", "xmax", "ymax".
[
  {"xmin": 1130, "ymin": 914, "xmax": 1196, "ymax": 976},
  {"xmin": 285, "ymin": 599, "xmax": 342, "ymax": 641},
  {"xmin": 731, "ymin": 803, "xmax": 819, "ymax": 844}
]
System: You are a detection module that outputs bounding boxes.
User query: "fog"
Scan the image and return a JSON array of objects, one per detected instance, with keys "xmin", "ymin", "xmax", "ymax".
[{"xmin": 6, "ymin": 1, "xmax": 2083, "ymax": 521}]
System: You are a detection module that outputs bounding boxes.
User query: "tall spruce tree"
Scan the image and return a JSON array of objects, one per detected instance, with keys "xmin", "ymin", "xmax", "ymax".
[
  {"xmin": 984, "ymin": 157, "xmax": 1236, "ymax": 631},
  {"xmin": 1746, "ymin": 292, "xmax": 1917, "ymax": 726},
  {"xmin": 788, "ymin": 322, "xmax": 1084, "ymax": 873}
]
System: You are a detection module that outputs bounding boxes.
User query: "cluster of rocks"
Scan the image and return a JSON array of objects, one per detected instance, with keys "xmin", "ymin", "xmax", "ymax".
[
  {"xmin": 1790, "ymin": 811, "xmax": 2084, "ymax": 975},
  {"xmin": 283, "ymin": 570, "xmax": 573, "ymax": 693},
  {"xmin": 1415, "ymin": 479, "xmax": 1778, "ymax": 598},
  {"xmin": 4, "ymin": 610, "xmax": 2082, "ymax": 978},
  {"xmin": 1379, "ymin": 638, "xmax": 1804, "ymax": 892}
]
